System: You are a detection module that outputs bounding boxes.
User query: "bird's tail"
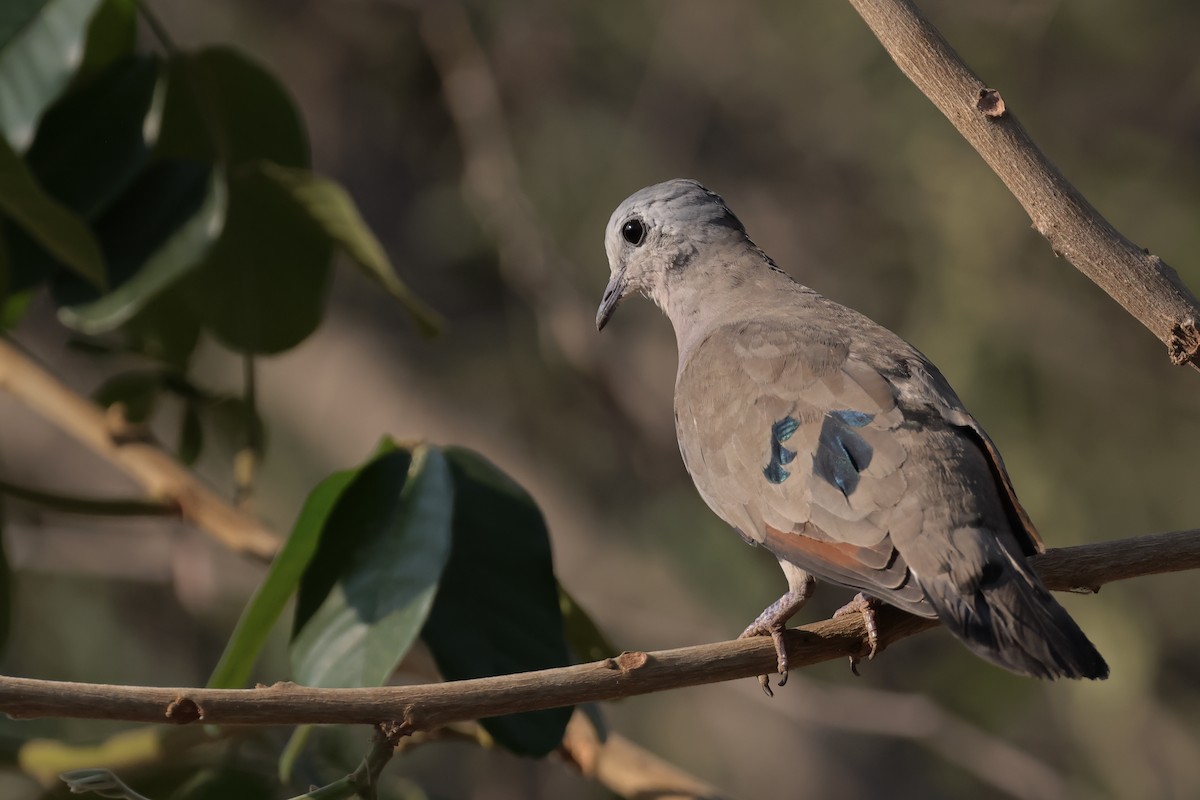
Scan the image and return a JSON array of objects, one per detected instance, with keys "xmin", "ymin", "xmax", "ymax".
[{"xmin": 922, "ymin": 543, "xmax": 1109, "ymax": 680}]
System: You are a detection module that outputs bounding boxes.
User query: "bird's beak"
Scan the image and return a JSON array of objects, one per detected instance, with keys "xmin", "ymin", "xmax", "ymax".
[{"xmin": 596, "ymin": 268, "xmax": 628, "ymax": 331}]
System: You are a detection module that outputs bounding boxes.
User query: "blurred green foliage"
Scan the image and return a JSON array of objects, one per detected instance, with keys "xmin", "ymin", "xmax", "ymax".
[{"xmin": 0, "ymin": 1, "xmax": 586, "ymax": 796}]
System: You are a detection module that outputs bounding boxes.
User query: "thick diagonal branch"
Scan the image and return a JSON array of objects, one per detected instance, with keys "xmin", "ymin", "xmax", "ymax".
[
  {"xmin": 0, "ymin": 528, "xmax": 1195, "ymax": 729},
  {"xmin": 845, "ymin": 0, "xmax": 1200, "ymax": 367},
  {"xmin": 0, "ymin": 337, "xmax": 280, "ymax": 559}
]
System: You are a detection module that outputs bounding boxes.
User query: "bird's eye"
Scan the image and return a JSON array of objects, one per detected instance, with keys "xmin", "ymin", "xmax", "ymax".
[{"xmin": 621, "ymin": 218, "xmax": 645, "ymax": 246}]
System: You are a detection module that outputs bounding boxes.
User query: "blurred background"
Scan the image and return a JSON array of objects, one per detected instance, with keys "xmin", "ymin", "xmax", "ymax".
[{"xmin": 2, "ymin": 0, "xmax": 1200, "ymax": 797}]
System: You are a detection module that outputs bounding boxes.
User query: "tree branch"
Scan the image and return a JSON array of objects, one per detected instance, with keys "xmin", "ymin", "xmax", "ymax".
[
  {"xmin": 560, "ymin": 711, "xmax": 732, "ymax": 800},
  {"xmin": 845, "ymin": 0, "xmax": 1200, "ymax": 368},
  {"xmin": 0, "ymin": 337, "xmax": 280, "ymax": 559},
  {"xmin": 0, "ymin": 529, "xmax": 1194, "ymax": 729}
]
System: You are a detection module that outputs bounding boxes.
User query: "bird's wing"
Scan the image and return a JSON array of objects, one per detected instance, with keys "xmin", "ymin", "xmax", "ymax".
[
  {"xmin": 675, "ymin": 319, "xmax": 931, "ymax": 615},
  {"xmin": 675, "ymin": 317, "xmax": 1046, "ymax": 616},
  {"xmin": 897, "ymin": 361, "xmax": 1045, "ymax": 556}
]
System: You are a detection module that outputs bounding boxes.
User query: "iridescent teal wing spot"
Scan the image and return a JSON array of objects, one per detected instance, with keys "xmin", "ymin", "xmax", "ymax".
[
  {"xmin": 814, "ymin": 410, "xmax": 874, "ymax": 496},
  {"xmin": 763, "ymin": 416, "xmax": 800, "ymax": 484}
]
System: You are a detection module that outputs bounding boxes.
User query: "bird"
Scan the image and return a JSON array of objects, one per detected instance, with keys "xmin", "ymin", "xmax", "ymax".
[{"xmin": 595, "ymin": 178, "xmax": 1108, "ymax": 683}]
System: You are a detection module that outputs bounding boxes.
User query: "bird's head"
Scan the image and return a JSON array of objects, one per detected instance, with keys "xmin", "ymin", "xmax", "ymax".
[{"xmin": 596, "ymin": 179, "xmax": 748, "ymax": 330}]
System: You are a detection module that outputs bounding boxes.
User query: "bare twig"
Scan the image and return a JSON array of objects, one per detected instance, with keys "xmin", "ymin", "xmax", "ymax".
[
  {"xmin": 0, "ymin": 528, "xmax": 1194, "ymax": 729},
  {"xmin": 289, "ymin": 724, "xmax": 402, "ymax": 800},
  {"xmin": 0, "ymin": 338, "xmax": 280, "ymax": 560},
  {"xmin": 845, "ymin": 0, "xmax": 1200, "ymax": 367}
]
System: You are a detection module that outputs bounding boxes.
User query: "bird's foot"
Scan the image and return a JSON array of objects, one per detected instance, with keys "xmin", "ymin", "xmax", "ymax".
[
  {"xmin": 738, "ymin": 620, "xmax": 789, "ymax": 697},
  {"xmin": 740, "ymin": 580, "xmax": 815, "ymax": 696},
  {"xmin": 833, "ymin": 593, "xmax": 882, "ymax": 675}
]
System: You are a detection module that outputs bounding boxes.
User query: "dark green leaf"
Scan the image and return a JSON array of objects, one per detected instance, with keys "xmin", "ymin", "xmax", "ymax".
[
  {"xmin": 156, "ymin": 46, "xmax": 309, "ymax": 168},
  {"xmin": 422, "ymin": 447, "xmax": 572, "ymax": 757},
  {"xmin": 23, "ymin": 54, "xmax": 161, "ymax": 218},
  {"xmin": 291, "ymin": 444, "xmax": 454, "ymax": 688},
  {"xmin": 206, "ymin": 457, "xmax": 364, "ymax": 689},
  {"xmin": 0, "ymin": 0, "xmax": 106, "ymax": 150},
  {"xmin": 1, "ymin": 221, "xmax": 57, "ymax": 291},
  {"xmin": 56, "ymin": 161, "xmax": 226, "ymax": 332},
  {"xmin": 119, "ymin": 285, "xmax": 203, "ymax": 371},
  {"xmin": 73, "ymin": 0, "xmax": 136, "ymax": 89},
  {"xmin": 259, "ymin": 163, "xmax": 442, "ymax": 336},
  {"xmin": 0, "ymin": 135, "xmax": 104, "ymax": 287},
  {"xmin": 0, "ymin": 2, "xmax": 45, "ymax": 51},
  {"xmin": 559, "ymin": 584, "xmax": 618, "ymax": 663},
  {"xmin": 92, "ymin": 369, "xmax": 165, "ymax": 423},
  {"xmin": 186, "ymin": 164, "xmax": 332, "ymax": 354},
  {"xmin": 203, "ymin": 395, "xmax": 267, "ymax": 458}
]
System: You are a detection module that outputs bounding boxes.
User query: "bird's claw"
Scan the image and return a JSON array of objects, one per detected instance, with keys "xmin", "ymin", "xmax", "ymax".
[
  {"xmin": 771, "ymin": 627, "xmax": 789, "ymax": 683},
  {"xmin": 834, "ymin": 593, "xmax": 882, "ymax": 675},
  {"xmin": 740, "ymin": 622, "xmax": 789, "ymax": 695}
]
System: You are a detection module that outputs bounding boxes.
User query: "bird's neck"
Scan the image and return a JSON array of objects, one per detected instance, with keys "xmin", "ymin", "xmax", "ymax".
[{"xmin": 656, "ymin": 248, "xmax": 799, "ymax": 359}]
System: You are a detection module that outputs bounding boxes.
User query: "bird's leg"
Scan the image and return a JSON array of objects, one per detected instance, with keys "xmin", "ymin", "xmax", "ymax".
[
  {"xmin": 739, "ymin": 566, "xmax": 815, "ymax": 696},
  {"xmin": 833, "ymin": 592, "xmax": 883, "ymax": 675}
]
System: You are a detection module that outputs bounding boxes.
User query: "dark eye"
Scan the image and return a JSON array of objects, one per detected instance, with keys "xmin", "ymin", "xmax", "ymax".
[{"xmin": 621, "ymin": 218, "xmax": 645, "ymax": 246}]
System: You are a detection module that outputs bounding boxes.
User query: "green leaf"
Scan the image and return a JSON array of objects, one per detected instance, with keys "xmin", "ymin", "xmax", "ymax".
[
  {"xmin": 156, "ymin": 46, "xmax": 309, "ymax": 168},
  {"xmin": 559, "ymin": 584, "xmax": 618, "ymax": 664},
  {"xmin": 119, "ymin": 285, "xmax": 203, "ymax": 371},
  {"xmin": 0, "ymin": 0, "xmax": 106, "ymax": 151},
  {"xmin": 186, "ymin": 163, "xmax": 332, "ymax": 355},
  {"xmin": 203, "ymin": 394, "xmax": 267, "ymax": 459},
  {"xmin": 57, "ymin": 162, "xmax": 227, "ymax": 333},
  {"xmin": 73, "ymin": 0, "xmax": 136, "ymax": 89},
  {"xmin": 422, "ymin": 447, "xmax": 572, "ymax": 757},
  {"xmin": 0, "ymin": 2, "xmax": 46, "ymax": 50},
  {"xmin": 291, "ymin": 444, "xmax": 454, "ymax": 688},
  {"xmin": 0, "ymin": 134, "xmax": 104, "ymax": 287},
  {"xmin": 23, "ymin": 54, "xmax": 162, "ymax": 218},
  {"xmin": 258, "ymin": 163, "xmax": 442, "ymax": 336},
  {"xmin": 1, "ymin": 221, "xmax": 57, "ymax": 291},
  {"xmin": 206, "ymin": 460, "xmax": 364, "ymax": 689}
]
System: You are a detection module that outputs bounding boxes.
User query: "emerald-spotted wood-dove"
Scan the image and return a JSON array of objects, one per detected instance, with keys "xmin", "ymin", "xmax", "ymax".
[{"xmin": 596, "ymin": 179, "xmax": 1107, "ymax": 681}]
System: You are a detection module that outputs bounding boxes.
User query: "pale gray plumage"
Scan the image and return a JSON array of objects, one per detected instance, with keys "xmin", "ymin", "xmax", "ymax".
[{"xmin": 597, "ymin": 178, "xmax": 1107, "ymax": 680}]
